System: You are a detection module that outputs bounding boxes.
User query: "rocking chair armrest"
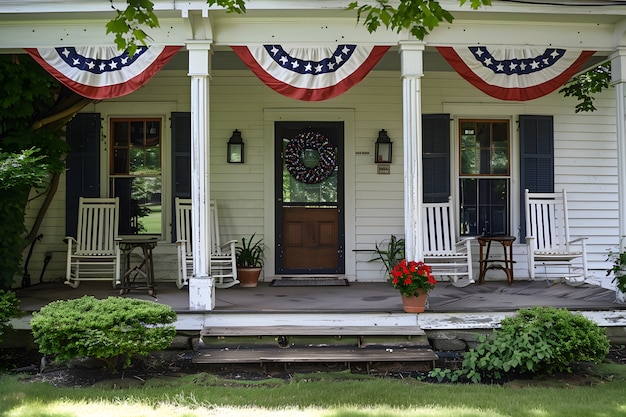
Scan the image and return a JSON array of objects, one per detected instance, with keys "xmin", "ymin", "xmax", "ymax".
[
  {"xmin": 220, "ymin": 240, "xmax": 237, "ymax": 251},
  {"xmin": 454, "ymin": 236, "xmax": 474, "ymax": 251},
  {"xmin": 63, "ymin": 236, "xmax": 77, "ymax": 244},
  {"xmin": 175, "ymin": 238, "xmax": 188, "ymax": 245},
  {"xmin": 568, "ymin": 237, "xmax": 588, "ymax": 244}
]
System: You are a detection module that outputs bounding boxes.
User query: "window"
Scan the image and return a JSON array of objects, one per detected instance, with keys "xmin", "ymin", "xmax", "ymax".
[
  {"xmin": 110, "ymin": 118, "xmax": 162, "ymax": 235},
  {"xmin": 459, "ymin": 119, "xmax": 510, "ymax": 236}
]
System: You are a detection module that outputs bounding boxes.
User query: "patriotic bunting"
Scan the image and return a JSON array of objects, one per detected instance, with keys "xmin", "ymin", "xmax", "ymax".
[
  {"xmin": 437, "ymin": 46, "xmax": 595, "ymax": 101},
  {"xmin": 25, "ymin": 46, "xmax": 182, "ymax": 100},
  {"xmin": 231, "ymin": 45, "xmax": 390, "ymax": 101}
]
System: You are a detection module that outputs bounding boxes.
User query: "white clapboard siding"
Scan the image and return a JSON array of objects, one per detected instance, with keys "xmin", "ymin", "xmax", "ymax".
[{"xmin": 18, "ymin": 59, "xmax": 620, "ymax": 287}]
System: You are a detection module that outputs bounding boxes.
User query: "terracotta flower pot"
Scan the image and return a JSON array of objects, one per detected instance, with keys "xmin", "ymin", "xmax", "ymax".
[
  {"xmin": 237, "ymin": 267, "xmax": 262, "ymax": 288},
  {"xmin": 401, "ymin": 290, "xmax": 428, "ymax": 313}
]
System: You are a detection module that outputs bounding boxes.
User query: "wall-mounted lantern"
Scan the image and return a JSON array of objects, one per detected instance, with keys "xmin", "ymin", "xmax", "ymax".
[
  {"xmin": 227, "ymin": 129, "xmax": 244, "ymax": 163},
  {"xmin": 375, "ymin": 129, "xmax": 392, "ymax": 164}
]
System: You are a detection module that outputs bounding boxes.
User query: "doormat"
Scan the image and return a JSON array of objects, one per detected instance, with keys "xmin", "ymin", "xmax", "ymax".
[{"xmin": 270, "ymin": 277, "xmax": 349, "ymax": 287}]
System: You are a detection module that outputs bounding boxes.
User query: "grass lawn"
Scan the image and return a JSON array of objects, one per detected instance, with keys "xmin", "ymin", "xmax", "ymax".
[{"xmin": 2, "ymin": 364, "xmax": 626, "ymax": 416}]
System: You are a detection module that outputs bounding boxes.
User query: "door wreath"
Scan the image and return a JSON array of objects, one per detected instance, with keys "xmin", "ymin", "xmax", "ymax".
[{"xmin": 285, "ymin": 131, "xmax": 336, "ymax": 184}]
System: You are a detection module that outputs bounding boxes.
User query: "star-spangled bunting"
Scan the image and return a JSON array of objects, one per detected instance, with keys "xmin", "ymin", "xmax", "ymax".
[
  {"xmin": 437, "ymin": 46, "xmax": 595, "ymax": 101},
  {"xmin": 231, "ymin": 45, "xmax": 390, "ymax": 101},
  {"xmin": 25, "ymin": 46, "xmax": 181, "ymax": 100}
]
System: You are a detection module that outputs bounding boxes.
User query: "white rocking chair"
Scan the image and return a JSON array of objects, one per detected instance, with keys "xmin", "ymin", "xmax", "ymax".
[
  {"xmin": 422, "ymin": 197, "xmax": 475, "ymax": 287},
  {"xmin": 524, "ymin": 189, "xmax": 588, "ymax": 284},
  {"xmin": 64, "ymin": 197, "xmax": 121, "ymax": 288},
  {"xmin": 175, "ymin": 198, "xmax": 239, "ymax": 289}
]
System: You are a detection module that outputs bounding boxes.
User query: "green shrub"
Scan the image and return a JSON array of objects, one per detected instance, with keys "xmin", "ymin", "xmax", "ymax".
[
  {"xmin": 429, "ymin": 306, "xmax": 610, "ymax": 383},
  {"xmin": 0, "ymin": 290, "xmax": 22, "ymax": 341},
  {"xmin": 30, "ymin": 296, "xmax": 177, "ymax": 368}
]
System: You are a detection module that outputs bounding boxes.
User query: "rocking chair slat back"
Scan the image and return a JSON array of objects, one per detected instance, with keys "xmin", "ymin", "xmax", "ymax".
[
  {"xmin": 423, "ymin": 200, "xmax": 456, "ymax": 255},
  {"xmin": 524, "ymin": 189, "xmax": 588, "ymax": 282},
  {"xmin": 175, "ymin": 198, "xmax": 239, "ymax": 289},
  {"xmin": 421, "ymin": 197, "xmax": 474, "ymax": 287},
  {"xmin": 526, "ymin": 190, "xmax": 570, "ymax": 253},
  {"xmin": 64, "ymin": 197, "xmax": 121, "ymax": 288},
  {"xmin": 76, "ymin": 198, "xmax": 119, "ymax": 255}
]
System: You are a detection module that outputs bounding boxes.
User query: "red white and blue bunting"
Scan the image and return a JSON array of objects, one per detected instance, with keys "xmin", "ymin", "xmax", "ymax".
[
  {"xmin": 25, "ymin": 46, "xmax": 181, "ymax": 100},
  {"xmin": 437, "ymin": 46, "xmax": 595, "ymax": 101},
  {"xmin": 231, "ymin": 45, "xmax": 390, "ymax": 101}
]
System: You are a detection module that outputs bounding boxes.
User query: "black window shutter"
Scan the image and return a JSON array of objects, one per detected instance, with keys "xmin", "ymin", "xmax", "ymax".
[
  {"xmin": 65, "ymin": 113, "xmax": 101, "ymax": 237},
  {"xmin": 171, "ymin": 112, "xmax": 192, "ymax": 242},
  {"xmin": 423, "ymin": 114, "xmax": 451, "ymax": 203},
  {"xmin": 519, "ymin": 115, "xmax": 554, "ymax": 242}
]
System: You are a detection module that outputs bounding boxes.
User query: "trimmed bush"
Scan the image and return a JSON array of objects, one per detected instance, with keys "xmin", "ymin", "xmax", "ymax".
[
  {"xmin": 0, "ymin": 290, "xmax": 22, "ymax": 341},
  {"xmin": 430, "ymin": 306, "xmax": 610, "ymax": 383},
  {"xmin": 30, "ymin": 296, "xmax": 177, "ymax": 368}
]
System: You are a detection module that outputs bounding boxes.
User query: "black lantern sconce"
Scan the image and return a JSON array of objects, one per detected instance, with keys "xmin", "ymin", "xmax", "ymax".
[
  {"xmin": 227, "ymin": 129, "xmax": 244, "ymax": 163},
  {"xmin": 375, "ymin": 129, "xmax": 392, "ymax": 163}
]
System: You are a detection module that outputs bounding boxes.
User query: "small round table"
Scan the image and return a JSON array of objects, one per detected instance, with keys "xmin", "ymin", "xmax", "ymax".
[
  {"xmin": 118, "ymin": 236, "xmax": 158, "ymax": 297},
  {"xmin": 477, "ymin": 235, "xmax": 516, "ymax": 285}
]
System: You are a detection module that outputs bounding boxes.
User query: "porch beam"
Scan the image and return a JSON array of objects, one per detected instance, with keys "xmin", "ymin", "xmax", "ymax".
[
  {"xmin": 399, "ymin": 41, "xmax": 425, "ymax": 262},
  {"xmin": 187, "ymin": 40, "xmax": 215, "ymax": 310}
]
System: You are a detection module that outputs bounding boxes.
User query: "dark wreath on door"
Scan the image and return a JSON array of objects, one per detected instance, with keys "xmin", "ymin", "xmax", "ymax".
[{"xmin": 275, "ymin": 121, "xmax": 345, "ymax": 274}]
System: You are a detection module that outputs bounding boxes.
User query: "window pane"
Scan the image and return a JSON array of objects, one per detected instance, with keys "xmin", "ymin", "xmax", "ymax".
[
  {"xmin": 110, "ymin": 118, "xmax": 162, "ymax": 236},
  {"xmin": 460, "ymin": 119, "xmax": 510, "ymax": 176},
  {"xmin": 460, "ymin": 178, "xmax": 509, "ymax": 236},
  {"xmin": 459, "ymin": 119, "xmax": 510, "ymax": 236}
]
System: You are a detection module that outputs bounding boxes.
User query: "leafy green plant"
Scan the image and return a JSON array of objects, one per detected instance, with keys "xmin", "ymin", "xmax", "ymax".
[
  {"xmin": 606, "ymin": 245, "xmax": 626, "ymax": 293},
  {"xmin": 348, "ymin": 0, "xmax": 491, "ymax": 40},
  {"xmin": 370, "ymin": 235, "xmax": 405, "ymax": 277},
  {"xmin": 560, "ymin": 62, "xmax": 611, "ymax": 113},
  {"xmin": 0, "ymin": 55, "xmax": 79, "ymax": 289},
  {"xmin": 30, "ymin": 296, "xmax": 177, "ymax": 369},
  {"xmin": 0, "ymin": 148, "xmax": 51, "ymax": 289},
  {"xmin": 235, "ymin": 233, "xmax": 265, "ymax": 268},
  {"xmin": 429, "ymin": 306, "xmax": 610, "ymax": 383},
  {"xmin": 0, "ymin": 290, "xmax": 22, "ymax": 342}
]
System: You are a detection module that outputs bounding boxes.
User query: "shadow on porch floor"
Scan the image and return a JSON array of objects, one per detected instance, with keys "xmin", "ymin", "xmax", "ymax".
[{"xmin": 14, "ymin": 279, "xmax": 626, "ymax": 314}]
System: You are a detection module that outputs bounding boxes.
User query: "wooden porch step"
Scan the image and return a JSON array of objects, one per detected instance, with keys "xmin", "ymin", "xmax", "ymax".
[
  {"xmin": 200, "ymin": 325, "xmax": 426, "ymax": 337},
  {"xmin": 193, "ymin": 346, "xmax": 438, "ymax": 364},
  {"xmin": 196, "ymin": 325, "xmax": 436, "ymax": 366}
]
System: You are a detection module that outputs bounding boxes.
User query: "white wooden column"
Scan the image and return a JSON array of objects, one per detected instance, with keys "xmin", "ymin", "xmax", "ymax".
[
  {"xmin": 399, "ymin": 42, "xmax": 425, "ymax": 262},
  {"xmin": 612, "ymin": 48, "xmax": 626, "ymax": 251},
  {"xmin": 187, "ymin": 41, "xmax": 214, "ymax": 310}
]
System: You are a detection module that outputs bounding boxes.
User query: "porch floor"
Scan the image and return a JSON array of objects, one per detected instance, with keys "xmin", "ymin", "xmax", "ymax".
[{"xmin": 14, "ymin": 279, "xmax": 625, "ymax": 314}]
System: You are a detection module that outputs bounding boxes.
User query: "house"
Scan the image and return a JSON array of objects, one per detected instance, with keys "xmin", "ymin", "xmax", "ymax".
[{"xmin": 2, "ymin": 0, "xmax": 626, "ymax": 314}]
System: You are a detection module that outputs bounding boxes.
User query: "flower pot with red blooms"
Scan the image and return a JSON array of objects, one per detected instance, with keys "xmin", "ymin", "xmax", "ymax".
[{"xmin": 389, "ymin": 259, "xmax": 437, "ymax": 313}]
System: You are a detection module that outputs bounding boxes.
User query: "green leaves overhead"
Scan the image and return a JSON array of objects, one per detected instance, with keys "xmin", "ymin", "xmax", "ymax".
[
  {"xmin": 348, "ymin": 0, "xmax": 491, "ymax": 40},
  {"xmin": 207, "ymin": 0, "xmax": 246, "ymax": 13},
  {"xmin": 559, "ymin": 62, "xmax": 612, "ymax": 113},
  {"xmin": 106, "ymin": 0, "xmax": 160, "ymax": 56}
]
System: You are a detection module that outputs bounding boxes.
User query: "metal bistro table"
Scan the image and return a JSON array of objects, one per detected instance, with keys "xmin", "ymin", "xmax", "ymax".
[
  {"xmin": 477, "ymin": 235, "xmax": 516, "ymax": 285},
  {"xmin": 118, "ymin": 235, "xmax": 158, "ymax": 298}
]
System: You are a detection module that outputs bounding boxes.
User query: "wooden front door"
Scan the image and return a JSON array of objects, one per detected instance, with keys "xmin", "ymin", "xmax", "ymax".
[{"xmin": 275, "ymin": 121, "xmax": 345, "ymax": 274}]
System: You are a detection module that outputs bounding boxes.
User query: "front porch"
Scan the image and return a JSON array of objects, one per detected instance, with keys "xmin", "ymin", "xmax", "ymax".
[
  {"xmin": 10, "ymin": 278, "xmax": 626, "ymax": 367},
  {"xmin": 12, "ymin": 278, "xmax": 626, "ymax": 331}
]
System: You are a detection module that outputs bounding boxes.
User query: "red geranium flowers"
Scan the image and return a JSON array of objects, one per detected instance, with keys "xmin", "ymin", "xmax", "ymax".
[{"xmin": 389, "ymin": 259, "xmax": 437, "ymax": 297}]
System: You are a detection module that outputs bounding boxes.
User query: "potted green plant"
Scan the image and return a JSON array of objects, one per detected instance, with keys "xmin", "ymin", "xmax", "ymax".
[
  {"xmin": 370, "ymin": 235, "xmax": 405, "ymax": 278},
  {"xmin": 236, "ymin": 233, "xmax": 265, "ymax": 287}
]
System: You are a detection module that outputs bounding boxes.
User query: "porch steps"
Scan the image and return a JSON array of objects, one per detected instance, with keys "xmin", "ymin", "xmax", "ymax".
[{"xmin": 194, "ymin": 325, "xmax": 438, "ymax": 366}]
